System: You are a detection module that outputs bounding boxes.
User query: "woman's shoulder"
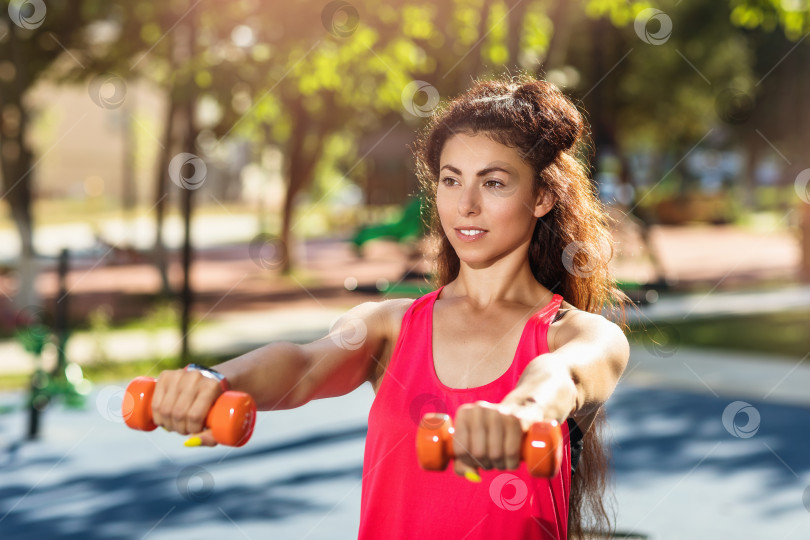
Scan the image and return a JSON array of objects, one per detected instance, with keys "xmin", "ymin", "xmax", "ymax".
[
  {"xmin": 548, "ymin": 300, "xmax": 627, "ymax": 353},
  {"xmin": 378, "ymin": 297, "xmax": 418, "ymax": 341}
]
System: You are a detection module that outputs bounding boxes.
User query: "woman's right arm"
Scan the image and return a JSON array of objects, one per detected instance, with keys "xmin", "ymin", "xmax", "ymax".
[{"xmin": 150, "ymin": 300, "xmax": 391, "ymax": 438}]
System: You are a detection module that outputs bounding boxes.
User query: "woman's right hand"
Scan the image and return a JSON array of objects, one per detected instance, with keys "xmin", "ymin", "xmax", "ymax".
[{"xmin": 151, "ymin": 368, "xmax": 224, "ymax": 446}]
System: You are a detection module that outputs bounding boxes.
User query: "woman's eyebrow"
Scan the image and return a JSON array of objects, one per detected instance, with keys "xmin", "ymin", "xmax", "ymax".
[{"xmin": 440, "ymin": 163, "xmax": 515, "ymax": 176}]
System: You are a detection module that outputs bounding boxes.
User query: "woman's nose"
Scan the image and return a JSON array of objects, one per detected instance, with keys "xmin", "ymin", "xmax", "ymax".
[{"xmin": 457, "ymin": 187, "xmax": 480, "ymax": 215}]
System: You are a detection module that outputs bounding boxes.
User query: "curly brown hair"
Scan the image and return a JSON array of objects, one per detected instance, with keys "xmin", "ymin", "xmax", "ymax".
[{"xmin": 411, "ymin": 73, "xmax": 631, "ymax": 539}]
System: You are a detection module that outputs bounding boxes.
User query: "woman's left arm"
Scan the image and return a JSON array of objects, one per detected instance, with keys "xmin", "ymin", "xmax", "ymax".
[
  {"xmin": 503, "ymin": 311, "xmax": 630, "ymax": 424},
  {"xmin": 450, "ymin": 311, "xmax": 629, "ymax": 480}
]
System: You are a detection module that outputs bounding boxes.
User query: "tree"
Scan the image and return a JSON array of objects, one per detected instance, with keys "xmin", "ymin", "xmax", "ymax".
[
  {"xmin": 0, "ymin": 0, "xmax": 120, "ymax": 309},
  {"xmin": 729, "ymin": 0, "xmax": 810, "ymax": 280}
]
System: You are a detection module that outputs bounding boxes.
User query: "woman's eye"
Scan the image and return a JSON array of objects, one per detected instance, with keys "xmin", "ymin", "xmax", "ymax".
[
  {"xmin": 485, "ymin": 179, "xmax": 504, "ymax": 188},
  {"xmin": 440, "ymin": 177, "xmax": 457, "ymax": 185}
]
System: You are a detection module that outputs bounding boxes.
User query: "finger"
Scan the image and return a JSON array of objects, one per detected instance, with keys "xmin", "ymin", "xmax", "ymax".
[
  {"xmin": 153, "ymin": 370, "xmax": 181, "ymax": 431},
  {"xmin": 452, "ymin": 407, "xmax": 477, "ymax": 476},
  {"xmin": 452, "ymin": 437, "xmax": 480, "ymax": 482},
  {"xmin": 184, "ymin": 429, "xmax": 217, "ymax": 447},
  {"xmin": 169, "ymin": 374, "xmax": 201, "ymax": 435},
  {"xmin": 468, "ymin": 406, "xmax": 491, "ymax": 470},
  {"xmin": 503, "ymin": 415, "xmax": 523, "ymax": 470},
  {"xmin": 184, "ymin": 381, "xmax": 221, "ymax": 435},
  {"xmin": 486, "ymin": 409, "xmax": 506, "ymax": 470}
]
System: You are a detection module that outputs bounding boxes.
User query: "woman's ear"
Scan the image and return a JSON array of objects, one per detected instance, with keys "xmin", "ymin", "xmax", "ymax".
[{"xmin": 533, "ymin": 189, "xmax": 556, "ymax": 219}]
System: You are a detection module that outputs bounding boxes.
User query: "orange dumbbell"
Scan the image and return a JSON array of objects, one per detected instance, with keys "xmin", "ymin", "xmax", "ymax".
[
  {"xmin": 122, "ymin": 376, "xmax": 256, "ymax": 447},
  {"xmin": 416, "ymin": 412, "xmax": 563, "ymax": 478}
]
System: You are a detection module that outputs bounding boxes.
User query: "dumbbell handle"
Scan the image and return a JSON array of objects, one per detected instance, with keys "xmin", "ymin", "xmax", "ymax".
[
  {"xmin": 416, "ymin": 413, "xmax": 563, "ymax": 478},
  {"xmin": 122, "ymin": 376, "xmax": 256, "ymax": 447}
]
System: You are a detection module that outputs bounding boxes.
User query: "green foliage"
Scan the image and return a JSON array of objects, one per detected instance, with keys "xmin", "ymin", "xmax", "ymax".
[
  {"xmin": 615, "ymin": 1, "xmax": 756, "ymax": 151},
  {"xmin": 730, "ymin": 0, "xmax": 810, "ymax": 40},
  {"xmin": 630, "ymin": 308, "xmax": 810, "ymax": 358},
  {"xmin": 585, "ymin": 0, "xmax": 654, "ymax": 26}
]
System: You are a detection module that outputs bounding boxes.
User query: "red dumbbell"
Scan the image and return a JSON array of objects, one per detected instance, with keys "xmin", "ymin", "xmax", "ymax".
[
  {"xmin": 122, "ymin": 376, "xmax": 256, "ymax": 447},
  {"xmin": 416, "ymin": 412, "xmax": 563, "ymax": 478}
]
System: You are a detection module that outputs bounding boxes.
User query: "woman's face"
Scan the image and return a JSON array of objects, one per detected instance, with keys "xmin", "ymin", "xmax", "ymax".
[{"xmin": 436, "ymin": 132, "xmax": 553, "ymax": 265}]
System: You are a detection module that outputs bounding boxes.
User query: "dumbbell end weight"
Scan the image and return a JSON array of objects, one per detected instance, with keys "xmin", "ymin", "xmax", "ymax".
[
  {"xmin": 416, "ymin": 413, "xmax": 454, "ymax": 471},
  {"xmin": 208, "ymin": 391, "xmax": 256, "ymax": 447},
  {"xmin": 122, "ymin": 376, "xmax": 158, "ymax": 431},
  {"xmin": 523, "ymin": 420, "xmax": 563, "ymax": 478}
]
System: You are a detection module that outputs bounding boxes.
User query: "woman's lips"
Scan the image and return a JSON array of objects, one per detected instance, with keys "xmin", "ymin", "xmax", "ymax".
[{"xmin": 454, "ymin": 229, "xmax": 487, "ymax": 242}]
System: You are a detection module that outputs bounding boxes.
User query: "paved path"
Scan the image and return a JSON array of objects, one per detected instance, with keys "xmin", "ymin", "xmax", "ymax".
[{"xmin": 627, "ymin": 283, "xmax": 810, "ymax": 323}]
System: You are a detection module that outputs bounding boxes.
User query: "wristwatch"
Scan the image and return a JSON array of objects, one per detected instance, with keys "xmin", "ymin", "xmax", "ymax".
[{"xmin": 185, "ymin": 363, "xmax": 230, "ymax": 392}]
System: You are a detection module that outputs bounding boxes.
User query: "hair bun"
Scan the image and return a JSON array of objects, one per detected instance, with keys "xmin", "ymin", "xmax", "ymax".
[{"xmin": 512, "ymin": 81, "xmax": 583, "ymax": 155}]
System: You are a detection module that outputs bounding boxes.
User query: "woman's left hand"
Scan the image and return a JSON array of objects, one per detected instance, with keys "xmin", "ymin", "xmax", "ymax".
[
  {"xmin": 451, "ymin": 371, "xmax": 577, "ymax": 481},
  {"xmin": 451, "ymin": 401, "xmax": 530, "ymax": 480}
]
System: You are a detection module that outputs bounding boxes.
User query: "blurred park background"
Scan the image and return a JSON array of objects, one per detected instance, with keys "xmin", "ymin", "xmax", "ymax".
[{"xmin": 1, "ymin": 0, "xmax": 810, "ymax": 538}]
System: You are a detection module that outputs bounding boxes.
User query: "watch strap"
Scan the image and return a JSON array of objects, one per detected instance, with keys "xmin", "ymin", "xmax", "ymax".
[{"xmin": 185, "ymin": 363, "xmax": 230, "ymax": 392}]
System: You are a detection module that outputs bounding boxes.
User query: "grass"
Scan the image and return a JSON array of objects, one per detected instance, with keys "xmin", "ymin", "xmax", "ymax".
[
  {"xmin": 0, "ymin": 352, "xmax": 233, "ymax": 393},
  {"xmin": 628, "ymin": 308, "xmax": 810, "ymax": 359}
]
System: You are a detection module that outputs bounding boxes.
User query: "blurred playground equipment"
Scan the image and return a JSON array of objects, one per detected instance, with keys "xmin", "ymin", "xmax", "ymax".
[
  {"xmin": 350, "ymin": 194, "xmax": 433, "ymax": 296},
  {"xmin": 7, "ymin": 249, "xmax": 92, "ymax": 439},
  {"xmin": 352, "ymin": 194, "xmax": 427, "ymax": 256}
]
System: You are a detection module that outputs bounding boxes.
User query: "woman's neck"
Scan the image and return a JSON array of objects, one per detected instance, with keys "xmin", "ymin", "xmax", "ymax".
[{"xmin": 442, "ymin": 267, "xmax": 550, "ymax": 311}]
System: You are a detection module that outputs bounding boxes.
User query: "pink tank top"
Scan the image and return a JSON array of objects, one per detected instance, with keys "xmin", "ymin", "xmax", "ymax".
[{"xmin": 359, "ymin": 285, "xmax": 571, "ymax": 539}]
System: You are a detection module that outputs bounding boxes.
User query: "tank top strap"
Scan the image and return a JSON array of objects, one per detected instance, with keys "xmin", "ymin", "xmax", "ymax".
[
  {"xmin": 381, "ymin": 286, "xmax": 443, "ymax": 383},
  {"xmin": 536, "ymin": 293, "xmax": 564, "ymax": 325},
  {"xmin": 512, "ymin": 293, "xmax": 564, "ymax": 375}
]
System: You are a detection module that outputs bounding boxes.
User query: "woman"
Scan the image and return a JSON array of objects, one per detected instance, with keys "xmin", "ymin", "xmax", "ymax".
[{"xmin": 150, "ymin": 74, "xmax": 630, "ymax": 539}]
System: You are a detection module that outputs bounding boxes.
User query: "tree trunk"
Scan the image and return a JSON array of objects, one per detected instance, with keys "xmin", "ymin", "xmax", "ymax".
[
  {"xmin": 505, "ymin": 0, "xmax": 530, "ymax": 70},
  {"xmin": 1, "ymin": 24, "xmax": 38, "ymax": 310},
  {"xmin": 178, "ymin": 16, "xmax": 198, "ymax": 366},
  {"xmin": 0, "ymin": 134, "xmax": 37, "ymax": 310},
  {"xmin": 279, "ymin": 100, "xmax": 326, "ymax": 274},
  {"xmin": 797, "ymin": 44, "xmax": 810, "ymax": 281},
  {"xmin": 153, "ymin": 90, "xmax": 177, "ymax": 296},
  {"xmin": 454, "ymin": 0, "xmax": 493, "ymax": 89},
  {"xmin": 121, "ymin": 95, "xmax": 137, "ymax": 248},
  {"xmin": 536, "ymin": 0, "xmax": 575, "ymax": 74}
]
